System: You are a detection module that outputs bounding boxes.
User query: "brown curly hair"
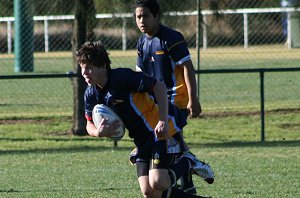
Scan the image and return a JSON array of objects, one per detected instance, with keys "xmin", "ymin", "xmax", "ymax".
[{"xmin": 76, "ymin": 41, "xmax": 111, "ymax": 70}]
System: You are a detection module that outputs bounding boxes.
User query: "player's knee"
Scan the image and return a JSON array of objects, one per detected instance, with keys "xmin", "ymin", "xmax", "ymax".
[
  {"xmin": 141, "ymin": 188, "xmax": 154, "ymax": 198},
  {"xmin": 149, "ymin": 175, "xmax": 169, "ymax": 191}
]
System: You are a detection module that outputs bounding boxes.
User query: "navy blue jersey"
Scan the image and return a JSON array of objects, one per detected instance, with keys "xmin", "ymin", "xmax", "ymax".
[
  {"xmin": 84, "ymin": 68, "xmax": 187, "ymax": 147},
  {"xmin": 136, "ymin": 24, "xmax": 191, "ymax": 109}
]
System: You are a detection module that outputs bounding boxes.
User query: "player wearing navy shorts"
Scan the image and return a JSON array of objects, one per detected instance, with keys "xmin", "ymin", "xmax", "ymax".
[
  {"xmin": 132, "ymin": 0, "xmax": 214, "ymax": 194},
  {"xmin": 76, "ymin": 41, "xmax": 211, "ymax": 198}
]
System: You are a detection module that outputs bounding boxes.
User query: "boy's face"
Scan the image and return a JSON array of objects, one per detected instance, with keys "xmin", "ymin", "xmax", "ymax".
[
  {"xmin": 135, "ymin": 7, "xmax": 159, "ymax": 36},
  {"xmin": 80, "ymin": 62, "xmax": 107, "ymax": 87}
]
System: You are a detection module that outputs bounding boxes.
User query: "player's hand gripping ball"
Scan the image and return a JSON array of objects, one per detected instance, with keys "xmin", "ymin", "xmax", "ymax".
[{"xmin": 92, "ymin": 104, "xmax": 125, "ymax": 141}]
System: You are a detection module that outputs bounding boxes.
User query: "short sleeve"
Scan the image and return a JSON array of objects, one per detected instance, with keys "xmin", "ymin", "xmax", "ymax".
[
  {"xmin": 113, "ymin": 68, "xmax": 156, "ymax": 93},
  {"xmin": 84, "ymin": 87, "xmax": 97, "ymax": 121}
]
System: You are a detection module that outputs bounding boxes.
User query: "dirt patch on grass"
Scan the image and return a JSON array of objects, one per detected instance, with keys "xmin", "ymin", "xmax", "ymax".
[
  {"xmin": 1, "ymin": 108, "xmax": 299, "ymax": 124},
  {"xmin": 47, "ymin": 131, "xmax": 71, "ymax": 136},
  {"xmin": 0, "ymin": 119, "xmax": 52, "ymax": 125},
  {"xmin": 199, "ymin": 108, "xmax": 300, "ymax": 119},
  {"xmin": 279, "ymin": 123, "xmax": 300, "ymax": 129}
]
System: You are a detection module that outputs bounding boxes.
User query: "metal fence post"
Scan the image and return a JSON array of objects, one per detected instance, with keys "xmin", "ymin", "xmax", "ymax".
[
  {"xmin": 287, "ymin": 12, "xmax": 292, "ymax": 48},
  {"xmin": 122, "ymin": 17, "xmax": 127, "ymax": 51},
  {"xmin": 259, "ymin": 71, "xmax": 265, "ymax": 142},
  {"xmin": 197, "ymin": 0, "xmax": 201, "ymax": 98},
  {"xmin": 7, "ymin": 21, "xmax": 12, "ymax": 54},
  {"xmin": 243, "ymin": 13, "xmax": 248, "ymax": 49},
  {"xmin": 114, "ymin": 140, "xmax": 118, "ymax": 148},
  {"xmin": 14, "ymin": 0, "xmax": 34, "ymax": 72},
  {"xmin": 202, "ymin": 14, "xmax": 207, "ymax": 51},
  {"xmin": 44, "ymin": 19, "xmax": 49, "ymax": 53}
]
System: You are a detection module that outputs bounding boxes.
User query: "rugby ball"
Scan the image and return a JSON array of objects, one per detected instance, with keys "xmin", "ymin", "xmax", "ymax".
[{"xmin": 92, "ymin": 104, "xmax": 125, "ymax": 141}]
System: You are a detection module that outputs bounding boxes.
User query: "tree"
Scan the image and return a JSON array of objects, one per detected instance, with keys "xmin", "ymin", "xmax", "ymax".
[{"xmin": 70, "ymin": 0, "xmax": 96, "ymax": 135}]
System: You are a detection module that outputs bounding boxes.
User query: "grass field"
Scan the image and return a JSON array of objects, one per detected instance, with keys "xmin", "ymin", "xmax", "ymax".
[
  {"xmin": 0, "ymin": 116, "xmax": 299, "ymax": 197},
  {"xmin": 0, "ymin": 45, "xmax": 299, "ymax": 197}
]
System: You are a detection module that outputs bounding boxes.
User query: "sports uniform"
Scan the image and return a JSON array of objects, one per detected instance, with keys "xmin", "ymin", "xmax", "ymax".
[
  {"xmin": 136, "ymin": 24, "xmax": 190, "ymax": 112},
  {"xmin": 78, "ymin": 40, "xmax": 213, "ymax": 197},
  {"xmin": 135, "ymin": 23, "xmax": 215, "ymax": 193},
  {"xmin": 84, "ymin": 68, "xmax": 187, "ymax": 172}
]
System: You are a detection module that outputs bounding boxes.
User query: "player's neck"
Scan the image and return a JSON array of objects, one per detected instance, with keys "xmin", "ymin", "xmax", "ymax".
[
  {"xmin": 97, "ymin": 78, "xmax": 107, "ymax": 89},
  {"xmin": 146, "ymin": 23, "xmax": 160, "ymax": 38}
]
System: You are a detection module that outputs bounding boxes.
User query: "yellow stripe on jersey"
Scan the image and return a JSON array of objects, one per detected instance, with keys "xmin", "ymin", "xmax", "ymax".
[
  {"xmin": 168, "ymin": 41, "xmax": 186, "ymax": 52},
  {"xmin": 155, "ymin": 50, "xmax": 165, "ymax": 55},
  {"xmin": 130, "ymin": 92, "xmax": 178, "ymax": 140},
  {"xmin": 172, "ymin": 66, "xmax": 189, "ymax": 109}
]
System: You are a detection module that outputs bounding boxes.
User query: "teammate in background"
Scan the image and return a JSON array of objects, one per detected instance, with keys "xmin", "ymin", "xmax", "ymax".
[
  {"xmin": 131, "ymin": 0, "xmax": 214, "ymax": 194},
  {"xmin": 76, "ymin": 41, "xmax": 212, "ymax": 198}
]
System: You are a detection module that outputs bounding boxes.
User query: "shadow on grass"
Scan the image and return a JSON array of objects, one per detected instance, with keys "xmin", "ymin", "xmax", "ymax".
[
  {"xmin": 0, "ymin": 186, "xmax": 140, "ymax": 193},
  {"xmin": 1, "ymin": 135, "xmax": 299, "ymax": 156},
  {"xmin": 0, "ymin": 136, "xmax": 134, "ymax": 156},
  {"xmin": 0, "ymin": 136, "xmax": 133, "ymax": 143},
  {"xmin": 0, "ymin": 144, "xmax": 131, "ymax": 156},
  {"xmin": 189, "ymin": 140, "xmax": 300, "ymax": 148}
]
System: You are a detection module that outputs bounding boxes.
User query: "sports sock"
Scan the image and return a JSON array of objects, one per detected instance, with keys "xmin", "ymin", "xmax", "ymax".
[
  {"xmin": 168, "ymin": 169, "xmax": 177, "ymax": 188},
  {"xmin": 167, "ymin": 188, "xmax": 211, "ymax": 198},
  {"xmin": 174, "ymin": 154, "xmax": 194, "ymax": 188},
  {"xmin": 179, "ymin": 170, "xmax": 194, "ymax": 188},
  {"xmin": 170, "ymin": 157, "xmax": 190, "ymax": 183}
]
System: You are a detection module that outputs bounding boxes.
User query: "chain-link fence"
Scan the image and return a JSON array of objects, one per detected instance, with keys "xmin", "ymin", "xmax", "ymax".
[{"xmin": 0, "ymin": 0, "xmax": 300, "ymax": 139}]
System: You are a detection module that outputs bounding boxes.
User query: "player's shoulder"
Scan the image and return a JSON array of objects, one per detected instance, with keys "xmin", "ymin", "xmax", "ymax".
[
  {"xmin": 158, "ymin": 25, "xmax": 186, "ymax": 50},
  {"xmin": 84, "ymin": 85, "xmax": 98, "ymax": 102},
  {"xmin": 137, "ymin": 34, "xmax": 147, "ymax": 44},
  {"xmin": 112, "ymin": 68, "xmax": 149, "ymax": 80},
  {"xmin": 159, "ymin": 25, "xmax": 184, "ymax": 40},
  {"xmin": 111, "ymin": 68, "xmax": 135, "ymax": 76},
  {"xmin": 110, "ymin": 68, "xmax": 138, "ymax": 81}
]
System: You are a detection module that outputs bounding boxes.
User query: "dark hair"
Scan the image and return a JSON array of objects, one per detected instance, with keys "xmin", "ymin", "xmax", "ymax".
[
  {"xmin": 133, "ymin": 0, "xmax": 160, "ymax": 19},
  {"xmin": 76, "ymin": 41, "xmax": 111, "ymax": 70}
]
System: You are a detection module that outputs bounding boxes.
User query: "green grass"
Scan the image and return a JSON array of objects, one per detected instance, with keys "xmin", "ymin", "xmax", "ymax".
[
  {"xmin": 1, "ymin": 49, "xmax": 300, "ymax": 117},
  {"xmin": 0, "ymin": 78, "xmax": 73, "ymax": 117},
  {"xmin": 0, "ymin": 116, "xmax": 299, "ymax": 197},
  {"xmin": 0, "ymin": 45, "xmax": 299, "ymax": 197}
]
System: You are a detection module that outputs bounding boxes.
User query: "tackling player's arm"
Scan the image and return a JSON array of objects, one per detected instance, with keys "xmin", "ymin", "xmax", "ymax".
[{"xmin": 180, "ymin": 60, "xmax": 202, "ymax": 118}]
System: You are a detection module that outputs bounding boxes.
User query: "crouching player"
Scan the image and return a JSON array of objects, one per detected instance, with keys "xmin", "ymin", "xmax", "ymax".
[{"xmin": 76, "ymin": 41, "xmax": 212, "ymax": 198}]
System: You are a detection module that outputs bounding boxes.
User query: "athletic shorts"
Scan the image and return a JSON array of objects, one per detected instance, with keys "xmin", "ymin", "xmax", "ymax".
[
  {"xmin": 136, "ymin": 140, "xmax": 175, "ymax": 177},
  {"xmin": 180, "ymin": 108, "xmax": 189, "ymax": 120}
]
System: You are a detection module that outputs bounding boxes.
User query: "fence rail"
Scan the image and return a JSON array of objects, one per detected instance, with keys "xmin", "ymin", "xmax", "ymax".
[
  {"xmin": 197, "ymin": 67, "xmax": 300, "ymax": 142},
  {"xmin": 1, "ymin": 67, "xmax": 300, "ymax": 142},
  {"xmin": 1, "ymin": 7, "xmax": 300, "ymax": 53},
  {"xmin": 0, "ymin": 73, "xmax": 79, "ymax": 79}
]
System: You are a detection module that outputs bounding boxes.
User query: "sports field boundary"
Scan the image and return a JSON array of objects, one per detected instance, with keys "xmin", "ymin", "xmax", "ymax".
[
  {"xmin": 197, "ymin": 67, "xmax": 300, "ymax": 142},
  {"xmin": 1, "ymin": 67, "xmax": 300, "ymax": 142}
]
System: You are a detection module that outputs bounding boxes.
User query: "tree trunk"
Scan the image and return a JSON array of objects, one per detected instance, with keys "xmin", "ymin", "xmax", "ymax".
[{"xmin": 70, "ymin": 0, "xmax": 95, "ymax": 135}]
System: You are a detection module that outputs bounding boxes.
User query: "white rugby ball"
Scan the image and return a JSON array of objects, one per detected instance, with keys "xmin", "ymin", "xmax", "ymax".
[{"xmin": 92, "ymin": 104, "xmax": 125, "ymax": 141}]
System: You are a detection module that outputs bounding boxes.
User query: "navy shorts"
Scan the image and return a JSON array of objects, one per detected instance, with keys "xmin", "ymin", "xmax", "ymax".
[{"xmin": 136, "ymin": 140, "xmax": 175, "ymax": 177}]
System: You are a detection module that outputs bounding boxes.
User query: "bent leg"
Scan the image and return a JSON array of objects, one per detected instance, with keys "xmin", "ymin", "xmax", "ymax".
[
  {"xmin": 137, "ymin": 160, "xmax": 163, "ymax": 198},
  {"xmin": 149, "ymin": 168, "xmax": 171, "ymax": 192}
]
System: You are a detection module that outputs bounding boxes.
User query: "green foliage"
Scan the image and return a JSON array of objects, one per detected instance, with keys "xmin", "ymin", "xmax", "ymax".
[
  {"xmin": 3, "ymin": 0, "xmax": 300, "ymax": 17},
  {"xmin": 94, "ymin": 0, "xmax": 130, "ymax": 13},
  {"xmin": 32, "ymin": 0, "xmax": 75, "ymax": 15}
]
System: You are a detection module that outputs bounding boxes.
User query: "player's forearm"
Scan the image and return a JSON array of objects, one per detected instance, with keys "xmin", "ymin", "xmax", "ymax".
[
  {"xmin": 86, "ymin": 121, "xmax": 103, "ymax": 138},
  {"xmin": 153, "ymin": 80, "xmax": 168, "ymax": 121},
  {"xmin": 183, "ymin": 62, "xmax": 198, "ymax": 101}
]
